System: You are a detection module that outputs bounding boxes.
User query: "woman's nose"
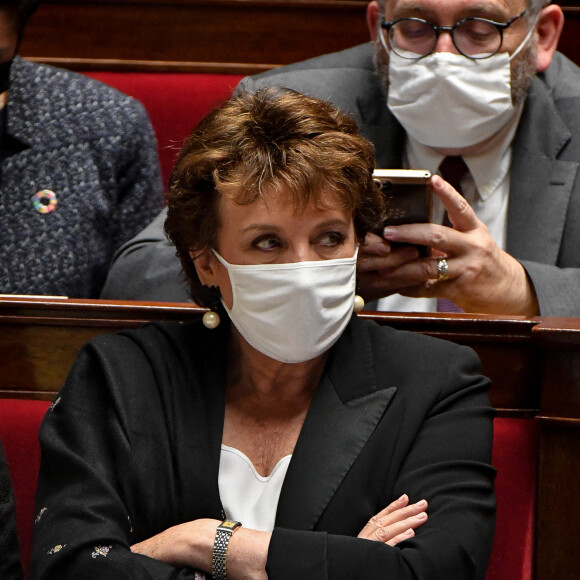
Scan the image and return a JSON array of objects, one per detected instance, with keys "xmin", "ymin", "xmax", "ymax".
[{"xmin": 290, "ymin": 244, "xmax": 319, "ymax": 263}]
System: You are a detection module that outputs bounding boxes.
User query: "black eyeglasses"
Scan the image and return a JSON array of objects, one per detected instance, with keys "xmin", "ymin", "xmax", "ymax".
[{"xmin": 380, "ymin": 10, "xmax": 527, "ymax": 60}]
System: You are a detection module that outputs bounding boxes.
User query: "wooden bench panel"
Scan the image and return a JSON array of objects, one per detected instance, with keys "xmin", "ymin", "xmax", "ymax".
[
  {"xmin": 19, "ymin": 2, "xmax": 580, "ymax": 73},
  {"xmin": 0, "ymin": 298, "xmax": 542, "ymax": 409}
]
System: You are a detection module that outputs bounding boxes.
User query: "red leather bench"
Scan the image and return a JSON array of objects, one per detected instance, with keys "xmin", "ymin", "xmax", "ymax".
[
  {"xmin": 0, "ymin": 398, "xmax": 538, "ymax": 579},
  {"xmin": 83, "ymin": 71, "xmax": 245, "ymax": 189},
  {"xmin": 1, "ymin": 399, "xmax": 50, "ymax": 577},
  {"xmin": 487, "ymin": 417, "xmax": 538, "ymax": 580}
]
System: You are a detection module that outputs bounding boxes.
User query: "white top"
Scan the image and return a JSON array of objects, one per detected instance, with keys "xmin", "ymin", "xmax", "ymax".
[
  {"xmin": 376, "ymin": 103, "xmax": 524, "ymax": 314},
  {"xmin": 218, "ymin": 444, "xmax": 291, "ymax": 532}
]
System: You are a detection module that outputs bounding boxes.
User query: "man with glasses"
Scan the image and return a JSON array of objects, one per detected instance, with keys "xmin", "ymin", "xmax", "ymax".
[{"xmin": 102, "ymin": 1, "xmax": 580, "ymax": 317}]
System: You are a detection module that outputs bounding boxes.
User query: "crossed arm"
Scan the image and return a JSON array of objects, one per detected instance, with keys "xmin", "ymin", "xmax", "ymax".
[{"xmin": 129, "ymin": 494, "xmax": 429, "ymax": 580}]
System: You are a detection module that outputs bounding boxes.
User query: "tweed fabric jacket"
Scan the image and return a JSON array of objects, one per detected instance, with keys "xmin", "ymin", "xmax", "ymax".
[{"xmin": 0, "ymin": 56, "xmax": 163, "ymax": 298}]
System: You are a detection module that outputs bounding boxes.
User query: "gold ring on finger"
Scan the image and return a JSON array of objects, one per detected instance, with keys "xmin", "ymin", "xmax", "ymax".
[{"xmin": 436, "ymin": 257, "xmax": 449, "ymax": 281}]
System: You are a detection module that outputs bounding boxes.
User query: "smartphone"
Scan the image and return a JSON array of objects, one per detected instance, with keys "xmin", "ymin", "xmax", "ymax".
[{"xmin": 372, "ymin": 169, "xmax": 433, "ymax": 257}]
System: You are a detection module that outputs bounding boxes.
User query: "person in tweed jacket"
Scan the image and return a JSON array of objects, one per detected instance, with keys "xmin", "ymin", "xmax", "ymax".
[{"xmin": 0, "ymin": 0, "xmax": 163, "ymax": 297}]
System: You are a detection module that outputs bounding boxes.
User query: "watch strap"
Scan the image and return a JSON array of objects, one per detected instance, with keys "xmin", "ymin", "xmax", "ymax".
[{"xmin": 211, "ymin": 520, "xmax": 242, "ymax": 580}]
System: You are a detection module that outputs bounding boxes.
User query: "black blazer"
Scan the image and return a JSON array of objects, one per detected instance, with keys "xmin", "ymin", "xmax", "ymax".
[{"xmin": 31, "ymin": 316, "xmax": 495, "ymax": 580}]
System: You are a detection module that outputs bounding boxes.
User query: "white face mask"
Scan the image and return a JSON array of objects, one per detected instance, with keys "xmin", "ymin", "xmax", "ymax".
[
  {"xmin": 385, "ymin": 25, "xmax": 535, "ymax": 149},
  {"xmin": 213, "ymin": 248, "xmax": 358, "ymax": 364}
]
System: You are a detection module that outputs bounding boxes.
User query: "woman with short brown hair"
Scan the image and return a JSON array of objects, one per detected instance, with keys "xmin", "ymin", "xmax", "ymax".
[{"xmin": 32, "ymin": 88, "xmax": 495, "ymax": 580}]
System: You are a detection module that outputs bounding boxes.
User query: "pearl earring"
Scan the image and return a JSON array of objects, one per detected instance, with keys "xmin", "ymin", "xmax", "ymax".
[
  {"xmin": 203, "ymin": 310, "xmax": 221, "ymax": 329},
  {"xmin": 199, "ymin": 284, "xmax": 222, "ymax": 329},
  {"xmin": 353, "ymin": 276, "xmax": 364, "ymax": 313}
]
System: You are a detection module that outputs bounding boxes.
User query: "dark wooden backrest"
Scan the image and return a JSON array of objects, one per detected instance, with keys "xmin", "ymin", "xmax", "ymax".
[{"xmin": 18, "ymin": 2, "xmax": 580, "ymax": 73}]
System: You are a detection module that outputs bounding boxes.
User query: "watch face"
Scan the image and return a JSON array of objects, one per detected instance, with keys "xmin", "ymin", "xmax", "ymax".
[
  {"xmin": 218, "ymin": 520, "xmax": 242, "ymax": 533},
  {"xmin": 222, "ymin": 521, "xmax": 238, "ymax": 530}
]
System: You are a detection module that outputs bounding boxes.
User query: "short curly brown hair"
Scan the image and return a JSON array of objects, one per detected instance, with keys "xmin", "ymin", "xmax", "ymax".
[{"xmin": 165, "ymin": 87, "xmax": 385, "ymax": 305}]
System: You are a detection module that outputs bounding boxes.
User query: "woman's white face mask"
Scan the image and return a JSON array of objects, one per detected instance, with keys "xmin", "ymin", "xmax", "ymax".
[
  {"xmin": 213, "ymin": 248, "xmax": 358, "ymax": 364},
  {"xmin": 385, "ymin": 24, "xmax": 536, "ymax": 149}
]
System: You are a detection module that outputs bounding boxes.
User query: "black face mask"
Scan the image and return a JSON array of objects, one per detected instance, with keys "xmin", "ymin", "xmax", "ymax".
[{"xmin": 0, "ymin": 59, "xmax": 12, "ymax": 94}]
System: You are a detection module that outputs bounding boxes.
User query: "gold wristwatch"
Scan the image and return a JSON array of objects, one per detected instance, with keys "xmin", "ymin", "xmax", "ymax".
[{"xmin": 211, "ymin": 519, "xmax": 242, "ymax": 580}]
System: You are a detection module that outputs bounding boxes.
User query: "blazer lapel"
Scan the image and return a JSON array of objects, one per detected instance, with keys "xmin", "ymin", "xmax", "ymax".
[
  {"xmin": 275, "ymin": 317, "xmax": 396, "ymax": 530},
  {"xmin": 174, "ymin": 321, "xmax": 230, "ymax": 522},
  {"xmin": 507, "ymin": 76, "xmax": 578, "ymax": 263}
]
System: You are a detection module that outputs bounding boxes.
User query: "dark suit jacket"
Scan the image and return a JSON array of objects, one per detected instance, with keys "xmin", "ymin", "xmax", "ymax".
[
  {"xmin": 31, "ymin": 316, "xmax": 495, "ymax": 579},
  {"xmin": 102, "ymin": 45, "xmax": 580, "ymax": 316},
  {"xmin": 0, "ymin": 56, "xmax": 163, "ymax": 297}
]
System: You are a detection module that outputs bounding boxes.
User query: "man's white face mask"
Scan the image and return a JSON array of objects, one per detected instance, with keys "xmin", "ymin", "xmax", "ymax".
[
  {"xmin": 385, "ymin": 23, "xmax": 536, "ymax": 149},
  {"xmin": 213, "ymin": 248, "xmax": 358, "ymax": 364}
]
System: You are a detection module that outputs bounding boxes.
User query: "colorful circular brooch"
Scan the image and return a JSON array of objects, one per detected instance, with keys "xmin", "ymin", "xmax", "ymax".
[{"xmin": 32, "ymin": 189, "xmax": 58, "ymax": 214}]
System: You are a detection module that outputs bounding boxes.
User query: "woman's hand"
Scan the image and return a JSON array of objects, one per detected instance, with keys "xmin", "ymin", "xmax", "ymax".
[
  {"xmin": 131, "ymin": 518, "xmax": 270, "ymax": 580},
  {"xmin": 358, "ymin": 495, "xmax": 428, "ymax": 546}
]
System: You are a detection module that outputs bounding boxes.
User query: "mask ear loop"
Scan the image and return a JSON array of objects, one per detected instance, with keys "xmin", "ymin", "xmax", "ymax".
[
  {"xmin": 378, "ymin": 19, "xmax": 391, "ymax": 54},
  {"xmin": 508, "ymin": 17, "xmax": 538, "ymax": 62}
]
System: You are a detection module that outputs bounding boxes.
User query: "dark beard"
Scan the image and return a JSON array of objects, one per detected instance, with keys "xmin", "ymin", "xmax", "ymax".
[
  {"xmin": 373, "ymin": 39, "xmax": 391, "ymax": 98},
  {"xmin": 372, "ymin": 37, "xmax": 537, "ymax": 107},
  {"xmin": 510, "ymin": 38, "xmax": 537, "ymax": 105}
]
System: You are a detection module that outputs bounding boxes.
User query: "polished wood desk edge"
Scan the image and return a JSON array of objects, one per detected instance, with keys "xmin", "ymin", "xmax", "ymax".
[
  {"xmin": 0, "ymin": 296, "xmax": 205, "ymax": 319},
  {"xmin": 0, "ymin": 297, "xmax": 542, "ymax": 343},
  {"xmin": 48, "ymin": 0, "xmax": 369, "ymax": 7},
  {"xmin": 536, "ymin": 415, "xmax": 580, "ymax": 426},
  {"xmin": 5, "ymin": 296, "xmax": 580, "ymax": 339},
  {"xmin": 0, "ymin": 296, "xmax": 538, "ymax": 321},
  {"xmin": 28, "ymin": 0, "xmax": 580, "ymax": 10},
  {"xmin": 531, "ymin": 317, "xmax": 580, "ymax": 345},
  {"xmin": 25, "ymin": 57, "xmax": 276, "ymax": 75},
  {"xmin": 5, "ymin": 296, "xmax": 578, "ymax": 328}
]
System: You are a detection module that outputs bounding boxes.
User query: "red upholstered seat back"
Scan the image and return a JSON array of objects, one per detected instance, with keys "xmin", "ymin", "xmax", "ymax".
[
  {"xmin": 0, "ymin": 399, "xmax": 51, "ymax": 577},
  {"xmin": 486, "ymin": 417, "xmax": 539, "ymax": 580},
  {"xmin": 0, "ymin": 400, "xmax": 538, "ymax": 579},
  {"xmin": 83, "ymin": 72, "xmax": 245, "ymax": 189}
]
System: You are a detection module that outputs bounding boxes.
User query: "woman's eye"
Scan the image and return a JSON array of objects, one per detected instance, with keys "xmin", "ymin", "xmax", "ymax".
[
  {"xmin": 318, "ymin": 231, "xmax": 346, "ymax": 247},
  {"xmin": 252, "ymin": 236, "xmax": 280, "ymax": 251}
]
